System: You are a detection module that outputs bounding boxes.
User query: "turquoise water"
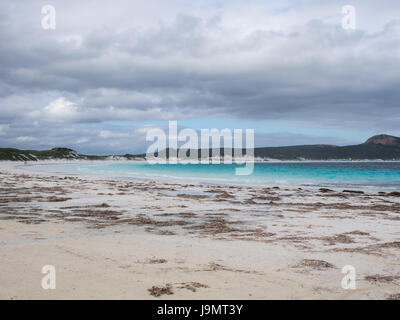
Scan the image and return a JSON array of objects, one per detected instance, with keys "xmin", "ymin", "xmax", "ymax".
[{"xmin": 30, "ymin": 162, "xmax": 400, "ymax": 190}]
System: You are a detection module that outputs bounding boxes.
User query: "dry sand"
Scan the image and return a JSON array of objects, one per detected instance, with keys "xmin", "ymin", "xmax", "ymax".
[{"xmin": 0, "ymin": 161, "xmax": 400, "ymax": 299}]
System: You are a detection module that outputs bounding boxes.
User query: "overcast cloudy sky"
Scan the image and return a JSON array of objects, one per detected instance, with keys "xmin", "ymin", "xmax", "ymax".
[{"xmin": 0, "ymin": 0, "xmax": 399, "ymax": 154}]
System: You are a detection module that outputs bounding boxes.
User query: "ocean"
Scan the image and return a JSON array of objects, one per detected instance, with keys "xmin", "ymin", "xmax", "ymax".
[{"xmin": 29, "ymin": 161, "xmax": 400, "ymax": 191}]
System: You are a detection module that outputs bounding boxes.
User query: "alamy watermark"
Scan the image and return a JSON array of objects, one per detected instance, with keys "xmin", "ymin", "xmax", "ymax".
[
  {"xmin": 145, "ymin": 121, "xmax": 255, "ymax": 175},
  {"xmin": 41, "ymin": 265, "xmax": 56, "ymax": 290},
  {"xmin": 41, "ymin": 5, "xmax": 56, "ymax": 30},
  {"xmin": 341, "ymin": 5, "xmax": 356, "ymax": 30},
  {"xmin": 341, "ymin": 265, "xmax": 356, "ymax": 290}
]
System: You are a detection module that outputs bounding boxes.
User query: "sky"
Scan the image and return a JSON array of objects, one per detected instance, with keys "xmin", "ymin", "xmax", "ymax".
[{"xmin": 0, "ymin": 0, "xmax": 399, "ymax": 155}]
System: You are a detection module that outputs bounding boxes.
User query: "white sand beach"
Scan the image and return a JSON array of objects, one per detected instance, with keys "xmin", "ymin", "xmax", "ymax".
[{"xmin": 1, "ymin": 161, "xmax": 400, "ymax": 300}]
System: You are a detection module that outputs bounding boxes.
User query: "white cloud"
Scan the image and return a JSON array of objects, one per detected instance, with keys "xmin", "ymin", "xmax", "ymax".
[
  {"xmin": 16, "ymin": 136, "xmax": 37, "ymax": 142},
  {"xmin": 99, "ymin": 130, "xmax": 129, "ymax": 139},
  {"xmin": 133, "ymin": 125, "xmax": 162, "ymax": 135},
  {"xmin": 76, "ymin": 137, "xmax": 89, "ymax": 144},
  {"xmin": 57, "ymin": 34, "xmax": 83, "ymax": 48},
  {"xmin": 43, "ymin": 98, "xmax": 79, "ymax": 121}
]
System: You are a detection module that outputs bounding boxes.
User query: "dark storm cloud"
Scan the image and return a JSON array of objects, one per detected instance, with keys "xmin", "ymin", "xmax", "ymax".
[{"xmin": 0, "ymin": 0, "xmax": 399, "ymax": 152}]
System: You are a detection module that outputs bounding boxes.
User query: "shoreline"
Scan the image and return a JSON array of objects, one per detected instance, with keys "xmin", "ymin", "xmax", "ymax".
[
  {"xmin": 9, "ymin": 160, "xmax": 400, "ymax": 193},
  {"xmin": 1, "ymin": 163, "xmax": 400, "ymax": 299},
  {"xmin": 3, "ymin": 158, "xmax": 400, "ymax": 164}
]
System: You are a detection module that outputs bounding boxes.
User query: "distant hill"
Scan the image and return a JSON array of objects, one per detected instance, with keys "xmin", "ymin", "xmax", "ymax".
[
  {"xmin": 148, "ymin": 134, "xmax": 400, "ymax": 161},
  {"xmin": 252, "ymin": 134, "xmax": 400, "ymax": 160},
  {"xmin": 0, "ymin": 147, "xmax": 81, "ymax": 161},
  {"xmin": 364, "ymin": 134, "xmax": 400, "ymax": 147},
  {"xmin": 0, "ymin": 147, "xmax": 139, "ymax": 161},
  {"xmin": 1, "ymin": 134, "xmax": 400, "ymax": 161}
]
